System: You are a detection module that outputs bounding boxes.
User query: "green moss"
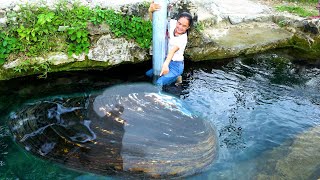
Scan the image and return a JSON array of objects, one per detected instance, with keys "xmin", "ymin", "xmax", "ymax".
[
  {"xmin": 50, "ymin": 59, "xmax": 112, "ymax": 72},
  {"xmin": 0, "ymin": 69, "xmax": 20, "ymax": 80},
  {"xmin": 288, "ymin": 34, "xmax": 320, "ymax": 60},
  {"xmin": 0, "ymin": 59, "xmax": 113, "ymax": 80}
]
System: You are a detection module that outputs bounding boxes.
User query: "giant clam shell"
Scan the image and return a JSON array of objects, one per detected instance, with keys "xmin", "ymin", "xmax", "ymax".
[{"xmin": 9, "ymin": 83, "xmax": 218, "ymax": 178}]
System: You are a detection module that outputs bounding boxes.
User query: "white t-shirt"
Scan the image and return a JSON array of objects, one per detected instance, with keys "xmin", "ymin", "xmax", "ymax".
[{"xmin": 167, "ymin": 19, "xmax": 188, "ymax": 61}]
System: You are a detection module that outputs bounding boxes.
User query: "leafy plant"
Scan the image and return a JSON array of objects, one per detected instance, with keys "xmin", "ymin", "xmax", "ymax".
[
  {"xmin": 0, "ymin": 32, "xmax": 20, "ymax": 64},
  {"xmin": 37, "ymin": 12, "xmax": 55, "ymax": 25},
  {"xmin": 67, "ymin": 22, "xmax": 90, "ymax": 56},
  {"xmin": 13, "ymin": 59, "xmax": 52, "ymax": 78},
  {"xmin": 37, "ymin": 61, "xmax": 52, "ymax": 78},
  {"xmin": 90, "ymin": 8, "xmax": 108, "ymax": 25},
  {"xmin": 13, "ymin": 59, "xmax": 32, "ymax": 73},
  {"xmin": 14, "ymin": 5, "xmax": 61, "ymax": 57},
  {"xmin": 91, "ymin": 8, "xmax": 152, "ymax": 48},
  {"xmin": 194, "ymin": 22, "xmax": 205, "ymax": 32},
  {"xmin": 278, "ymin": 20, "xmax": 287, "ymax": 27},
  {"xmin": 2, "ymin": 1, "xmax": 152, "ymax": 78}
]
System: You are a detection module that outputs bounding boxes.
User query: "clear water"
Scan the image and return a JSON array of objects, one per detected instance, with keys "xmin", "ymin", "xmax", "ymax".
[{"xmin": 0, "ymin": 52, "xmax": 319, "ymax": 179}]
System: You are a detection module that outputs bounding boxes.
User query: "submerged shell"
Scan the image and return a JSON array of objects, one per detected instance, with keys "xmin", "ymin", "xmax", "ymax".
[{"xmin": 9, "ymin": 83, "xmax": 218, "ymax": 178}]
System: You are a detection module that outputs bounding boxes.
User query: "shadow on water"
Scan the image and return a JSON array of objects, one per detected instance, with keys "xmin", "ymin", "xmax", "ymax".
[{"xmin": 1, "ymin": 50, "xmax": 320, "ymax": 179}]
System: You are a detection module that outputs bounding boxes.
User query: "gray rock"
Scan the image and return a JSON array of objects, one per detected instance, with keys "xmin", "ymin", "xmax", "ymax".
[
  {"xmin": 0, "ymin": 1, "xmax": 15, "ymax": 9},
  {"xmin": 187, "ymin": 22, "xmax": 293, "ymax": 60},
  {"xmin": 3, "ymin": 58, "xmax": 21, "ymax": 69},
  {"xmin": 256, "ymin": 126, "xmax": 320, "ymax": 179},
  {"xmin": 87, "ymin": 22, "xmax": 110, "ymax": 35},
  {"xmin": 303, "ymin": 19, "xmax": 320, "ymax": 34},
  {"xmin": 0, "ymin": 10, "xmax": 6, "ymax": 18},
  {"xmin": 0, "ymin": 17, "xmax": 7, "ymax": 27},
  {"xmin": 88, "ymin": 35, "xmax": 147, "ymax": 64},
  {"xmin": 58, "ymin": 26, "xmax": 69, "ymax": 32},
  {"xmin": 228, "ymin": 15, "xmax": 245, "ymax": 25},
  {"xmin": 192, "ymin": 0, "xmax": 271, "ymax": 25},
  {"xmin": 47, "ymin": 53, "xmax": 73, "ymax": 65},
  {"xmin": 12, "ymin": 5, "xmax": 20, "ymax": 12}
]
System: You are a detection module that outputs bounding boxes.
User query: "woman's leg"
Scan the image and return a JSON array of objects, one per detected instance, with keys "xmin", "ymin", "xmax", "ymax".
[
  {"xmin": 145, "ymin": 68, "xmax": 153, "ymax": 77},
  {"xmin": 156, "ymin": 61, "xmax": 184, "ymax": 86}
]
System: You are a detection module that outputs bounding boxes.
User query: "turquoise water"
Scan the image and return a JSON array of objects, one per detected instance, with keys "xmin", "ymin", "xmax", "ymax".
[{"xmin": 0, "ymin": 52, "xmax": 319, "ymax": 179}]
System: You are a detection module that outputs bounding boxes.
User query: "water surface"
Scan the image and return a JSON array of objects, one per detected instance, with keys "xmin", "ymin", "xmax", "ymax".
[{"xmin": 0, "ymin": 52, "xmax": 319, "ymax": 179}]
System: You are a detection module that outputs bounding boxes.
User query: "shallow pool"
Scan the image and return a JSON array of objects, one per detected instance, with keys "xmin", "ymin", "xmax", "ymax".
[{"xmin": 0, "ymin": 52, "xmax": 319, "ymax": 179}]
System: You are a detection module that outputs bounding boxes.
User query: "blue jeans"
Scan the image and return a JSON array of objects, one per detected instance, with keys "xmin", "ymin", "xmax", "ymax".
[{"xmin": 146, "ymin": 61, "xmax": 184, "ymax": 86}]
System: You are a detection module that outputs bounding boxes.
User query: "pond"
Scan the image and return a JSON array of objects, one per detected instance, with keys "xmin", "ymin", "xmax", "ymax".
[{"xmin": 0, "ymin": 51, "xmax": 319, "ymax": 179}]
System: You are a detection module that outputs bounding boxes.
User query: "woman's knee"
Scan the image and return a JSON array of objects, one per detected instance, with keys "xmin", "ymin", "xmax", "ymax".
[
  {"xmin": 156, "ymin": 75, "xmax": 177, "ymax": 86},
  {"xmin": 145, "ymin": 69, "xmax": 153, "ymax": 77}
]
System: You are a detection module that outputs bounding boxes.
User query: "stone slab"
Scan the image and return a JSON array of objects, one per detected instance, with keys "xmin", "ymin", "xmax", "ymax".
[{"xmin": 203, "ymin": 22, "xmax": 293, "ymax": 50}]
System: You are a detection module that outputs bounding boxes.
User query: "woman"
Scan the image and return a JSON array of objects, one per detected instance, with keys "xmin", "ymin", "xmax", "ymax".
[{"xmin": 146, "ymin": 2, "xmax": 193, "ymax": 86}]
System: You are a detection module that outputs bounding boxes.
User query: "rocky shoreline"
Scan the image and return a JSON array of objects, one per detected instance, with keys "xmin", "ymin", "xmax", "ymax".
[{"xmin": 0, "ymin": 0, "xmax": 319, "ymax": 80}]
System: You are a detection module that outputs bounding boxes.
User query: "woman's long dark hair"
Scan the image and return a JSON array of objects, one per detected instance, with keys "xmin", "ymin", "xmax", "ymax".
[{"xmin": 177, "ymin": 12, "xmax": 193, "ymax": 35}]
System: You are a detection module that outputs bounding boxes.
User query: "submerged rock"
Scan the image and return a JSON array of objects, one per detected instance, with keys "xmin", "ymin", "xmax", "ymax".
[
  {"xmin": 254, "ymin": 126, "xmax": 320, "ymax": 180},
  {"xmin": 8, "ymin": 83, "xmax": 218, "ymax": 178}
]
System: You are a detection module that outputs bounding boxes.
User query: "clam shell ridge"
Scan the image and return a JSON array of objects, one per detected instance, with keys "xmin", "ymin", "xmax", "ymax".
[{"xmin": 9, "ymin": 83, "xmax": 218, "ymax": 178}]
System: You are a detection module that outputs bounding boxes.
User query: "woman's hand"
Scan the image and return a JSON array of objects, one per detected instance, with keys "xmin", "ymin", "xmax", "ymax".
[
  {"xmin": 160, "ymin": 63, "xmax": 169, "ymax": 76},
  {"xmin": 159, "ymin": 46, "xmax": 180, "ymax": 76},
  {"xmin": 149, "ymin": 2, "xmax": 161, "ymax": 13}
]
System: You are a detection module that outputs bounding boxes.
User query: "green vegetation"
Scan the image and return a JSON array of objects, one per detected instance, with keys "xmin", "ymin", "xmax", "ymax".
[
  {"xmin": 13, "ymin": 59, "xmax": 52, "ymax": 78},
  {"xmin": 281, "ymin": 0, "xmax": 318, "ymax": 2},
  {"xmin": 194, "ymin": 22, "xmax": 205, "ymax": 32},
  {"xmin": 0, "ymin": 33, "xmax": 20, "ymax": 65},
  {"xmin": 277, "ymin": 20, "xmax": 287, "ymax": 27},
  {"xmin": 275, "ymin": 5, "xmax": 318, "ymax": 17},
  {"xmin": 288, "ymin": 34, "xmax": 320, "ymax": 59},
  {"xmin": 91, "ymin": 8, "xmax": 152, "ymax": 48},
  {"xmin": 274, "ymin": 0, "xmax": 319, "ymax": 17},
  {"xmin": 0, "ymin": 1, "xmax": 152, "ymax": 77}
]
